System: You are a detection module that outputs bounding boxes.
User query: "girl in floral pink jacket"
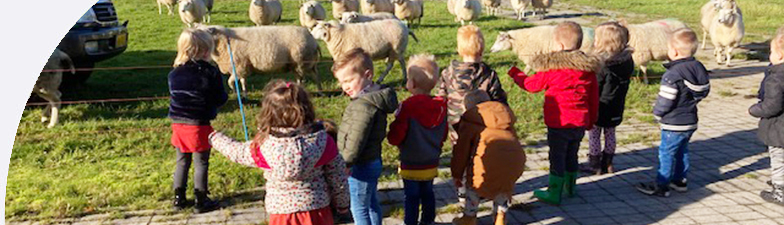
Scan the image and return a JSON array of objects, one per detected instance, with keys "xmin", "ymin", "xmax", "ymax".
[{"xmin": 209, "ymin": 80, "xmax": 350, "ymax": 225}]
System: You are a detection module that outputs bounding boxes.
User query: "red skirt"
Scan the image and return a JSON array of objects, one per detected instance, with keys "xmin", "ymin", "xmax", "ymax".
[
  {"xmin": 171, "ymin": 124, "xmax": 214, "ymax": 153},
  {"xmin": 268, "ymin": 207, "xmax": 334, "ymax": 225}
]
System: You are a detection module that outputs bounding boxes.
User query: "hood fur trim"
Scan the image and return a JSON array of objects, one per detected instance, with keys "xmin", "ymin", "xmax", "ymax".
[{"xmin": 530, "ymin": 50, "xmax": 603, "ymax": 73}]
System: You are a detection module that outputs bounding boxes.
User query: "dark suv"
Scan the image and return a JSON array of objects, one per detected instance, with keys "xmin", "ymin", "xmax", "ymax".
[{"xmin": 57, "ymin": 0, "xmax": 128, "ymax": 85}]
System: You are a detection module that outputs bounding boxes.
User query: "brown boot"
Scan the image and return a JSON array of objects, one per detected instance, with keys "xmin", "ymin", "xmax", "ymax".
[
  {"xmin": 601, "ymin": 152, "xmax": 615, "ymax": 174},
  {"xmin": 452, "ymin": 215, "xmax": 477, "ymax": 225},
  {"xmin": 580, "ymin": 154, "xmax": 602, "ymax": 175},
  {"xmin": 494, "ymin": 211, "xmax": 506, "ymax": 225}
]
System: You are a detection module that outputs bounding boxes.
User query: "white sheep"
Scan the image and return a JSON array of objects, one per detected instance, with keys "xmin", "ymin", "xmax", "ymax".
[
  {"xmin": 310, "ymin": 20, "xmax": 417, "ymax": 83},
  {"xmin": 709, "ymin": 0, "xmax": 744, "ymax": 66},
  {"xmin": 331, "ymin": 0, "xmax": 360, "ymax": 20},
  {"xmin": 158, "ymin": 0, "xmax": 177, "ymax": 15},
  {"xmin": 454, "ymin": 0, "xmax": 481, "ymax": 25},
  {"xmin": 393, "ymin": 0, "xmax": 423, "ymax": 26},
  {"xmin": 300, "ymin": 0, "xmax": 327, "ymax": 29},
  {"xmin": 179, "ymin": 0, "xmax": 208, "ymax": 27},
  {"xmin": 200, "ymin": 25, "xmax": 322, "ymax": 92},
  {"xmin": 35, "ymin": 49, "xmax": 74, "ymax": 128},
  {"xmin": 531, "ymin": 0, "xmax": 552, "ymax": 17},
  {"xmin": 490, "ymin": 25, "xmax": 595, "ymax": 73},
  {"xmin": 249, "ymin": 0, "xmax": 283, "ymax": 26},
  {"xmin": 481, "ymin": 0, "xmax": 501, "ymax": 16},
  {"xmin": 511, "ymin": 0, "xmax": 530, "ymax": 20},
  {"xmin": 447, "ymin": 0, "xmax": 456, "ymax": 15},
  {"xmin": 361, "ymin": 0, "xmax": 395, "ymax": 14},
  {"xmin": 626, "ymin": 18, "xmax": 687, "ymax": 83},
  {"xmin": 340, "ymin": 12, "xmax": 398, "ymax": 23},
  {"xmin": 700, "ymin": 0, "xmax": 729, "ymax": 49}
]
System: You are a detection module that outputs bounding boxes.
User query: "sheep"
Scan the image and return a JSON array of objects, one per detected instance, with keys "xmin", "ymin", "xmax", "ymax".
[
  {"xmin": 310, "ymin": 20, "xmax": 417, "ymax": 83},
  {"xmin": 35, "ymin": 49, "xmax": 74, "ymax": 128},
  {"xmin": 249, "ymin": 0, "xmax": 283, "ymax": 26},
  {"xmin": 489, "ymin": 25, "xmax": 595, "ymax": 73},
  {"xmin": 700, "ymin": 0, "xmax": 730, "ymax": 49},
  {"xmin": 340, "ymin": 12, "xmax": 398, "ymax": 23},
  {"xmin": 531, "ymin": 0, "xmax": 552, "ymax": 17},
  {"xmin": 454, "ymin": 0, "xmax": 481, "ymax": 25},
  {"xmin": 626, "ymin": 18, "xmax": 687, "ymax": 83},
  {"xmin": 300, "ymin": 0, "xmax": 327, "ymax": 30},
  {"xmin": 511, "ymin": 0, "xmax": 530, "ymax": 20},
  {"xmin": 331, "ymin": 0, "xmax": 360, "ymax": 20},
  {"xmin": 709, "ymin": 0, "xmax": 744, "ymax": 67},
  {"xmin": 157, "ymin": 0, "xmax": 177, "ymax": 15},
  {"xmin": 361, "ymin": 0, "xmax": 394, "ymax": 14},
  {"xmin": 179, "ymin": 0, "xmax": 208, "ymax": 27},
  {"xmin": 447, "ymin": 0, "xmax": 456, "ymax": 15},
  {"xmin": 393, "ymin": 0, "xmax": 423, "ymax": 27},
  {"xmin": 200, "ymin": 25, "xmax": 322, "ymax": 92},
  {"xmin": 481, "ymin": 0, "xmax": 501, "ymax": 16}
]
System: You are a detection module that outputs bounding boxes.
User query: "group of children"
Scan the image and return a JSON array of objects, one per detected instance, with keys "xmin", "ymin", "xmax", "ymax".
[{"xmin": 164, "ymin": 19, "xmax": 784, "ymax": 225}]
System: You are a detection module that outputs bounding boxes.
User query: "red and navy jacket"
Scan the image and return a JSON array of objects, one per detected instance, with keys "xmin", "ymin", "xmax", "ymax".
[{"xmin": 387, "ymin": 94, "xmax": 448, "ymax": 181}]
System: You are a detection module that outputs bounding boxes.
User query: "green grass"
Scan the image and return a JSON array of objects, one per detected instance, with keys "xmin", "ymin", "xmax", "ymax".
[{"xmin": 8, "ymin": 0, "xmax": 662, "ymax": 220}]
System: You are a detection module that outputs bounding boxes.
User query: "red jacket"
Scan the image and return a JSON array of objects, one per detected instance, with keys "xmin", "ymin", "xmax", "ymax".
[
  {"xmin": 388, "ymin": 95, "xmax": 448, "ymax": 145},
  {"xmin": 508, "ymin": 50, "xmax": 600, "ymax": 129}
]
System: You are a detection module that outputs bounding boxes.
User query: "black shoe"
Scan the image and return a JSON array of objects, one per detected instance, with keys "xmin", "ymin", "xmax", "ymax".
[
  {"xmin": 760, "ymin": 184, "xmax": 784, "ymax": 206},
  {"xmin": 669, "ymin": 179, "xmax": 688, "ymax": 192},
  {"xmin": 767, "ymin": 180, "xmax": 773, "ymax": 187},
  {"xmin": 580, "ymin": 154, "xmax": 602, "ymax": 174},
  {"xmin": 194, "ymin": 190, "xmax": 219, "ymax": 213},
  {"xmin": 600, "ymin": 152, "xmax": 615, "ymax": 174},
  {"xmin": 636, "ymin": 182, "xmax": 670, "ymax": 197},
  {"xmin": 173, "ymin": 188, "xmax": 189, "ymax": 210}
]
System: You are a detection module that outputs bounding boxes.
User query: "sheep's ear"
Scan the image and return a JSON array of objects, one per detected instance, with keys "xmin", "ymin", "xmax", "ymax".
[{"xmin": 617, "ymin": 18, "xmax": 629, "ymax": 27}]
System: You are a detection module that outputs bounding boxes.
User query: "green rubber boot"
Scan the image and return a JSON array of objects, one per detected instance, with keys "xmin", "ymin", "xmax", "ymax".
[
  {"xmin": 534, "ymin": 173, "xmax": 565, "ymax": 205},
  {"xmin": 564, "ymin": 171, "xmax": 578, "ymax": 197}
]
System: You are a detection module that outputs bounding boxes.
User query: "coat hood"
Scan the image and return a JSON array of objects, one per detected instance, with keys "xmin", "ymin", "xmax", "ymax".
[
  {"xmin": 357, "ymin": 85, "xmax": 399, "ymax": 114},
  {"xmin": 602, "ymin": 48, "xmax": 634, "ymax": 66},
  {"xmin": 404, "ymin": 95, "xmax": 448, "ymax": 128},
  {"xmin": 530, "ymin": 50, "xmax": 603, "ymax": 73},
  {"xmin": 462, "ymin": 101, "xmax": 516, "ymax": 130},
  {"xmin": 263, "ymin": 123, "xmax": 330, "ymax": 179}
]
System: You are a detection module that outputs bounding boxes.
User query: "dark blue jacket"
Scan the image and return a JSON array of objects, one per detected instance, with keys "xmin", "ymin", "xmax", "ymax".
[
  {"xmin": 750, "ymin": 63, "xmax": 784, "ymax": 147},
  {"xmin": 653, "ymin": 57, "xmax": 710, "ymax": 131},
  {"xmin": 168, "ymin": 60, "xmax": 228, "ymax": 124}
]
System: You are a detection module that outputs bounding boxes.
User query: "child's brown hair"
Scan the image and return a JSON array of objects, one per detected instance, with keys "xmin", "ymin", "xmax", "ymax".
[
  {"xmin": 174, "ymin": 28, "xmax": 214, "ymax": 67},
  {"xmin": 252, "ymin": 80, "xmax": 316, "ymax": 147},
  {"xmin": 457, "ymin": 25, "xmax": 485, "ymax": 58},
  {"xmin": 331, "ymin": 48, "xmax": 374, "ymax": 76},
  {"xmin": 554, "ymin": 21, "xmax": 583, "ymax": 50},
  {"xmin": 592, "ymin": 21, "xmax": 629, "ymax": 59},
  {"xmin": 407, "ymin": 54, "xmax": 440, "ymax": 91},
  {"xmin": 669, "ymin": 28, "xmax": 699, "ymax": 57}
]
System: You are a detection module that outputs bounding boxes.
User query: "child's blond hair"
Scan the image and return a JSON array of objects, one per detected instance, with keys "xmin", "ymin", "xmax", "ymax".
[
  {"xmin": 773, "ymin": 26, "xmax": 784, "ymax": 54},
  {"xmin": 592, "ymin": 21, "xmax": 629, "ymax": 59},
  {"xmin": 464, "ymin": 90, "xmax": 490, "ymax": 110},
  {"xmin": 457, "ymin": 25, "xmax": 485, "ymax": 58},
  {"xmin": 669, "ymin": 28, "xmax": 699, "ymax": 57},
  {"xmin": 554, "ymin": 21, "xmax": 583, "ymax": 50},
  {"xmin": 174, "ymin": 28, "xmax": 215, "ymax": 67},
  {"xmin": 407, "ymin": 54, "xmax": 439, "ymax": 92},
  {"xmin": 331, "ymin": 48, "xmax": 374, "ymax": 77}
]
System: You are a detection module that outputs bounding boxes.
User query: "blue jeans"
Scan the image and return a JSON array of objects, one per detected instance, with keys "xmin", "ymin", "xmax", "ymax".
[
  {"xmin": 656, "ymin": 129, "xmax": 695, "ymax": 189},
  {"xmin": 349, "ymin": 159, "xmax": 383, "ymax": 225},
  {"xmin": 403, "ymin": 179, "xmax": 435, "ymax": 225}
]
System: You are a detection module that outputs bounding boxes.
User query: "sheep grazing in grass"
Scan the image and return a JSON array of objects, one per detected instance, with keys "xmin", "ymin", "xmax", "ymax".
[
  {"xmin": 393, "ymin": 0, "xmax": 423, "ymax": 27},
  {"xmin": 249, "ymin": 0, "xmax": 283, "ymax": 26},
  {"xmin": 708, "ymin": 0, "xmax": 744, "ymax": 67},
  {"xmin": 310, "ymin": 20, "xmax": 417, "ymax": 83},
  {"xmin": 341, "ymin": 12, "xmax": 398, "ymax": 23},
  {"xmin": 179, "ymin": 0, "xmax": 208, "ymax": 27},
  {"xmin": 454, "ymin": 0, "xmax": 481, "ymax": 25},
  {"xmin": 625, "ymin": 18, "xmax": 687, "ymax": 83},
  {"xmin": 531, "ymin": 0, "xmax": 552, "ymax": 17},
  {"xmin": 511, "ymin": 0, "xmax": 530, "ymax": 20},
  {"xmin": 361, "ymin": 0, "xmax": 394, "ymax": 14},
  {"xmin": 481, "ymin": 0, "xmax": 501, "ymax": 16},
  {"xmin": 331, "ymin": 0, "xmax": 360, "ymax": 20},
  {"xmin": 300, "ymin": 0, "xmax": 327, "ymax": 30},
  {"xmin": 35, "ymin": 49, "xmax": 74, "ymax": 128},
  {"xmin": 200, "ymin": 25, "xmax": 322, "ymax": 92},
  {"xmin": 490, "ymin": 25, "xmax": 595, "ymax": 73},
  {"xmin": 158, "ymin": 0, "xmax": 177, "ymax": 15}
]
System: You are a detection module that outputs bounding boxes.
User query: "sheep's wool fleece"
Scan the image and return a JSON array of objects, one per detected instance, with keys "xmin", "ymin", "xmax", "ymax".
[
  {"xmin": 627, "ymin": 19, "xmax": 687, "ymax": 65},
  {"xmin": 324, "ymin": 20, "xmax": 408, "ymax": 60},
  {"xmin": 211, "ymin": 26, "xmax": 319, "ymax": 76}
]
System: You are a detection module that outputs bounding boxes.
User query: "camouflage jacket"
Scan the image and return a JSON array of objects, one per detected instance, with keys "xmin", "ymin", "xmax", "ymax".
[{"xmin": 437, "ymin": 60, "xmax": 508, "ymax": 126}]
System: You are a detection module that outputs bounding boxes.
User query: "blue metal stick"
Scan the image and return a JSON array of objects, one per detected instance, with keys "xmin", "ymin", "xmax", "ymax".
[{"xmin": 226, "ymin": 38, "xmax": 250, "ymax": 141}]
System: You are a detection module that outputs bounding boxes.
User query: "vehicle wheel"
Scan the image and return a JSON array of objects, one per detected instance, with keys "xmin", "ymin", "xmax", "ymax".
[{"xmin": 61, "ymin": 61, "xmax": 93, "ymax": 87}]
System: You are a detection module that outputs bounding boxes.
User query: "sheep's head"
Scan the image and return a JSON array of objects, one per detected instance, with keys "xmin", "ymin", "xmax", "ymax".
[
  {"xmin": 311, "ymin": 21, "xmax": 337, "ymax": 41},
  {"xmin": 462, "ymin": 0, "xmax": 472, "ymax": 8},
  {"xmin": 490, "ymin": 32, "xmax": 513, "ymax": 53},
  {"xmin": 716, "ymin": 0, "xmax": 738, "ymax": 24},
  {"xmin": 179, "ymin": 0, "xmax": 193, "ymax": 12},
  {"xmin": 341, "ymin": 12, "xmax": 360, "ymax": 23},
  {"xmin": 253, "ymin": 0, "xmax": 266, "ymax": 6},
  {"xmin": 302, "ymin": 2, "xmax": 317, "ymax": 16}
]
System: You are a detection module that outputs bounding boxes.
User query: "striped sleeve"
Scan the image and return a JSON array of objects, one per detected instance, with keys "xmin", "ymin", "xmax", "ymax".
[{"xmin": 653, "ymin": 80, "xmax": 679, "ymax": 118}]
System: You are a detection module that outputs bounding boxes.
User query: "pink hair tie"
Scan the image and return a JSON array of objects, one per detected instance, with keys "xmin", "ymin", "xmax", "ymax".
[{"xmin": 286, "ymin": 82, "xmax": 291, "ymax": 88}]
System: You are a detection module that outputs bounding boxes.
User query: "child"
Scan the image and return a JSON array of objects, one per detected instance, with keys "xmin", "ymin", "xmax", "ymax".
[
  {"xmin": 387, "ymin": 54, "xmax": 448, "ymax": 225},
  {"xmin": 579, "ymin": 22, "xmax": 635, "ymax": 175},
  {"xmin": 636, "ymin": 28, "xmax": 710, "ymax": 197},
  {"xmin": 748, "ymin": 26, "xmax": 784, "ymax": 205},
  {"xmin": 332, "ymin": 48, "xmax": 399, "ymax": 225},
  {"xmin": 451, "ymin": 90, "xmax": 526, "ymax": 225},
  {"xmin": 438, "ymin": 24, "xmax": 508, "ymax": 203},
  {"xmin": 507, "ymin": 21, "xmax": 601, "ymax": 205},
  {"xmin": 168, "ymin": 28, "xmax": 228, "ymax": 213},
  {"xmin": 209, "ymin": 80, "xmax": 350, "ymax": 224}
]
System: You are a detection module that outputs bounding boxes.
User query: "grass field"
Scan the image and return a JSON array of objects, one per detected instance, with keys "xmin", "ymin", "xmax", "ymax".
[{"xmin": 8, "ymin": 0, "xmax": 663, "ymax": 220}]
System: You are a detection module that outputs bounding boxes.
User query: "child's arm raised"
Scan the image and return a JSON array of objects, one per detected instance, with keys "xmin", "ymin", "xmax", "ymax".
[
  {"xmin": 507, "ymin": 66, "xmax": 549, "ymax": 92},
  {"xmin": 750, "ymin": 74, "xmax": 784, "ymax": 118},
  {"xmin": 209, "ymin": 131, "xmax": 260, "ymax": 168}
]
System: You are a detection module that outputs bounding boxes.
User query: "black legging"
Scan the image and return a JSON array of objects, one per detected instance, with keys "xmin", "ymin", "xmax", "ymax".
[{"xmin": 173, "ymin": 150, "xmax": 210, "ymax": 191}]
